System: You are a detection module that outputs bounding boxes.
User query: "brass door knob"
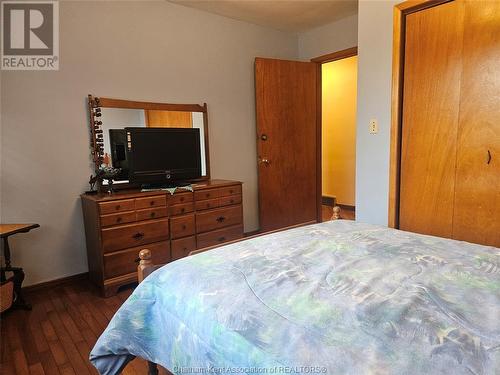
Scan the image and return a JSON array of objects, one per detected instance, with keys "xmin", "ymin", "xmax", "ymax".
[{"xmin": 259, "ymin": 157, "xmax": 271, "ymax": 166}]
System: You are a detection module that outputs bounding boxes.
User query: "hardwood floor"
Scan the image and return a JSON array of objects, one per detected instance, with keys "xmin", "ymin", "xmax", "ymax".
[
  {"xmin": 0, "ymin": 281, "xmax": 169, "ymax": 375},
  {"xmin": 321, "ymin": 205, "xmax": 355, "ymax": 221}
]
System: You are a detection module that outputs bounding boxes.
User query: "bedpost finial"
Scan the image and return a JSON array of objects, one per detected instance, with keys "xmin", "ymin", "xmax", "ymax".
[
  {"xmin": 139, "ymin": 249, "xmax": 151, "ymax": 261},
  {"xmin": 332, "ymin": 206, "xmax": 341, "ymax": 220}
]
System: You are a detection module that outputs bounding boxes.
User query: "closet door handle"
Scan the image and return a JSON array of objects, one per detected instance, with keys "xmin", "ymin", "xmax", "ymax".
[{"xmin": 487, "ymin": 150, "xmax": 491, "ymax": 164}]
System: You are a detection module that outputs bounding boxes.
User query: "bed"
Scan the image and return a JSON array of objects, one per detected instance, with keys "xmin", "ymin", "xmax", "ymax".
[{"xmin": 90, "ymin": 220, "xmax": 500, "ymax": 375}]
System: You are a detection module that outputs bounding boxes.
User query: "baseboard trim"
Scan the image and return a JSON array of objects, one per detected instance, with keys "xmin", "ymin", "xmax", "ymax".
[
  {"xmin": 23, "ymin": 272, "xmax": 89, "ymax": 293},
  {"xmin": 321, "ymin": 196, "xmax": 336, "ymax": 207}
]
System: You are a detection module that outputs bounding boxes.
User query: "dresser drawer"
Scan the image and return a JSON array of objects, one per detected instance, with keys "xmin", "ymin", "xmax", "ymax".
[
  {"xmin": 99, "ymin": 199, "xmax": 135, "ymax": 215},
  {"xmin": 100, "ymin": 211, "xmax": 136, "ymax": 227},
  {"xmin": 136, "ymin": 207, "xmax": 167, "ymax": 221},
  {"xmin": 171, "ymin": 236, "xmax": 196, "ymax": 261},
  {"xmin": 218, "ymin": 184, "xmax": 242, "ymax": 197},
  {"xmin": 101, "ymin": 218, "xmax": 169, "ymax": 253},
  {"xmin": 135, "ymin": 195, "xmax": 166, "ymax": 209},
  {"xmin": 169, "ymin": 202, "xmax": 194, "ymax": 216},
  {"xmin": 103, "ymin": 240, "xmax": 170, "ymax": 279},
  {"xmin": 169, "ymin": 192, "xmax": 193, "ymax": 205},
  {"xmin": 195, "ymin": 205, "xmax": 242, "ymax": 233},
  {"xmin": 170, "ymin": 214, "xmax": 195, "ymax": 239},
  {"xmin": 194, "ymin": 189, "xmax": 219, "ymax": 201},
  {"xmin": 195, "ymin": 198, "xmax": 220, "ymax": 211},
  {"xmin": 219, "ymin": 194, "xmax": 242, "ymax": 207},
  {"xmin": 196, "ymin": 225, "xmax": 243, "ymax": 249}
]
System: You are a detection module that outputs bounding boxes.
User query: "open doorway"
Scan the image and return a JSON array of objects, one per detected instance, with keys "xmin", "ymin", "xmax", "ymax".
[{"xmin": 312, "ymin": 48, "xmax": 357, "ymax": 221}]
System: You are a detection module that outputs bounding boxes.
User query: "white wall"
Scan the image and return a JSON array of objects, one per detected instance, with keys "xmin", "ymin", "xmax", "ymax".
[
  {"xmin": 298, "ymin": 14, "xmax": 358, "ymax": 60},
  {"xmin": 0, "ymin": 0, "xmax": 297, "ymax": 286},
  {"xmin": 298, "ymin": 2, "xmax": 399, "ymax": 225},
  {"xmin": 355, "ymin": 0, "xmax": 399, "ymax": 225}
]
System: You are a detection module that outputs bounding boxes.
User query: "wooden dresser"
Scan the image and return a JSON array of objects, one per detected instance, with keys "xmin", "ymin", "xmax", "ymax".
[{"xmin": 81, "ymin": 179, "xmax": 243, "ymax": 296}]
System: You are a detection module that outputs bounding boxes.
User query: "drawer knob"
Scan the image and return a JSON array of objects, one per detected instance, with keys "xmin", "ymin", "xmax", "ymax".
[
  {"xmin": 182, "ymin": 224, "xmax": 186, "ymax": 230},
  {"xmin": 180, "ymin": 197, "xmax": 185, "ymax": 202},
  {"xmin": 150, "ymin": 201, "xmax": 155, "ymax": 206},
  {"xmin": 150, "ymin": 212, "xmax": 156, "ymax": 218},
  {"xmin": 206, "ymin": 193, "xmax": 210, "ymax": 198},
  {"xmin": 216, "ymin": 216, "xmax": 226, "ymax": 223},
  {"xmin": 218, "ymin": 236, "xmax": 226, "ymax": 242},
  {"xmin": 230, "ymin": 200, "xmax": 234, "ymax": 204},
  {"xmin": 229, "ymin": 190, "xmax": 233, "ymax": 194},
  {"xmin": 181, "ymin": 208, "xmax": 185, "ymax": 213},
  {"xmin": 132, "ymin": 232, "xmax": 144, "ymax": 240},
  {"xmin": 116, "ymin": 217, "xmax": 122, "ymax": 223},
  {"xmin": 115, "ymin": 205, "xmax": 121, "ymax": 210}
]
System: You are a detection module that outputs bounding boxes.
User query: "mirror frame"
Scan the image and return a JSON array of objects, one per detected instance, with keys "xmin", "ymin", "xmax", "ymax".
[{"xmin": 88, "ymin": 94, "xmax": 211, "ymax": 187}]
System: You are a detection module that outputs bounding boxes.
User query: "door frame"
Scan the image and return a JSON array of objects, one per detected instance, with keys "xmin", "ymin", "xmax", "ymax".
[
  {"xmin": 310, "ymin": 46, "xmax": 358, "ymax": 222},
  {"xmin": 388, "ymin": 0, "xmax": 454, "ymax": 228}
]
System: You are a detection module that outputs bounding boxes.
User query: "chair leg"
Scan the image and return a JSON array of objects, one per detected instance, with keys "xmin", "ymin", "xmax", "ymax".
[{"xmin": 148, "ymin": 361, "xmax": 159, "ymax": 375}]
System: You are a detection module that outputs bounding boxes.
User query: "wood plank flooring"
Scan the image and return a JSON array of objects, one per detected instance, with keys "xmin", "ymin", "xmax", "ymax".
[{"xmin": 0, "ymin": 281, "xmax": 169, "ymax": 375}]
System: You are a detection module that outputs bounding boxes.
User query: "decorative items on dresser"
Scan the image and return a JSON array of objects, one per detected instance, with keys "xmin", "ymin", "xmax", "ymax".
[{"xmin": 81, "ymin": 180, "xmax": 243, "ymax": 297}]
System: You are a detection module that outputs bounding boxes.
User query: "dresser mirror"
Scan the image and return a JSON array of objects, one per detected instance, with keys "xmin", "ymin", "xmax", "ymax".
[{"xmin": 87, "ymin": 95, "xmax": 210, "ymax": 186}]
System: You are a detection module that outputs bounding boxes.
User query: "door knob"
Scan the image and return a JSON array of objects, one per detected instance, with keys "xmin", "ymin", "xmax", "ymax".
[
  {"xmin": 259, "ymin": 157, "xmax": 270, "ymax": 166},
  {"xmin": 261, "ymin": 134, "xmax": 268, "ymax": 141}
]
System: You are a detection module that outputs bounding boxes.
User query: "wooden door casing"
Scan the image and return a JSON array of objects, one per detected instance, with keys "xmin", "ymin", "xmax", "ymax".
[
  {"xmin": 399, "ymin": 1, "xmax": 465, "ymax": 238},
  {"xmin": 452, "ymin": 1, "xmax": 500, "ymax": 247},
  {"xmin": 255, "ymin": 58, "xmax": 318, "ymax": 232}
]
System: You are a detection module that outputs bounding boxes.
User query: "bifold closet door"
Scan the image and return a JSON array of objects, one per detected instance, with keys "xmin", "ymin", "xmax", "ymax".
[
  {"xmin": 452, "ymin": 1, "xmax": 500, "ymax": 247},
  {"xmin": 399, "ymin": 1, "xmax": 464, "ymax": 238}
]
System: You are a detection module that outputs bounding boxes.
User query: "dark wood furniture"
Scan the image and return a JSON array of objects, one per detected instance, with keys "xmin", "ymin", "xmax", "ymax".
[
  {"xmin": 81, "ymin": 179, "xmax": 243, "ymax": 296},
  {"xmin": 0, "ymin": 223, "xmax": 40, "ymax": 311}
]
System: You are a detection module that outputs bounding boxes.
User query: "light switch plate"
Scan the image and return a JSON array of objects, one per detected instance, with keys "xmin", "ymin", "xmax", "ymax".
[{"xmin": 369, "ymin": 119, "xmax": 378, "ymax": 134}]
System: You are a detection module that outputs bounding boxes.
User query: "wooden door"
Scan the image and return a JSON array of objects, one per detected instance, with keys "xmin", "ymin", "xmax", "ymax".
[
  {"xmin": 399, "ymin": 1, "xmax": 465, "ymax": 238},
  {"xmin": 452, "ymin": 1, "xmax": 500, "ymax": 247},
  {"xmin": 255, "ymin": 58, "xmax": 318, "ymax": 232},
  {"xmin": 145, "ymin": 110, "xmax": 192, "ymax": 127}
]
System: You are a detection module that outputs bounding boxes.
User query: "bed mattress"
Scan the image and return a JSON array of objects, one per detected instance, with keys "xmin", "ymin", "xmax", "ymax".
[{"xmin": 90, "ymin": 220, "xmax": 500, "ymax": 375}]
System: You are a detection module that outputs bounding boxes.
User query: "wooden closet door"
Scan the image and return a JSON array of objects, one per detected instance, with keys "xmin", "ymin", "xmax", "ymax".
[
  {"xmin": 452, "ymin": 1, "xmax": 500, "ymax": 247},
  {"xmin": 255, "ymin": 58, "xmax": 317, "ymax": 232},
  {"xmin": 399, "ymin": 1, "xmax": 465, "ymax": 238}
]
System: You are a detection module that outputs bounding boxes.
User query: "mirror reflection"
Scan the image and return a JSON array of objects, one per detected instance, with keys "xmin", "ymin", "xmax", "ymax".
[{"xmin": 100, "ymin": 108, "xmax": 207, "ymax": 182}]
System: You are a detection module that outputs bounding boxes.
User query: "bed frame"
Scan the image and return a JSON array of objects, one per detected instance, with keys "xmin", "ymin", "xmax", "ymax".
[{"xmin": 136, "ymin": 208, "xmax": 342, "ymax": 374}]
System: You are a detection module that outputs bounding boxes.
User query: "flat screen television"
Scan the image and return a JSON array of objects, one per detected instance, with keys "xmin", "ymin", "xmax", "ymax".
[{"xmin": 126, "ymin": 127, "xmax": 201, "ymax": 185}]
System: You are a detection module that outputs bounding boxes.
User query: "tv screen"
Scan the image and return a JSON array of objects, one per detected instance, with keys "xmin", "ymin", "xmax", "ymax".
[{"xmin": 126, "ymin": 127, "xmax": 201, "ymax": 184}]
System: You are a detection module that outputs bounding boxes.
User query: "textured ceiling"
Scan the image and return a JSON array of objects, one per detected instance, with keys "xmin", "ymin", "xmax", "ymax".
[{"xmin": 167, "ymin": 0, "xmax": 358, "ymax": 33}]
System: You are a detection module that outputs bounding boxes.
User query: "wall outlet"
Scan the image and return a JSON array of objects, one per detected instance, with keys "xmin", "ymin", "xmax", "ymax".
[{"xmin": 369, "ymin": 119, "xmax": 378, "ymax": 134}]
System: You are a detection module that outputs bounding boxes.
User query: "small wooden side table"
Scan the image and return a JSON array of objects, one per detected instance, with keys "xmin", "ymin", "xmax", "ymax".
[{"xmin": 0, "ymin": 223, "xmax": 40, "ymax": 311}]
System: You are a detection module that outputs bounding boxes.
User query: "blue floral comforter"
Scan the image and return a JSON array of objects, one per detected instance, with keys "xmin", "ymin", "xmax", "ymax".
[{"xmin": 90, "ymin": 220, "xmax": 500, "ymax": 375}]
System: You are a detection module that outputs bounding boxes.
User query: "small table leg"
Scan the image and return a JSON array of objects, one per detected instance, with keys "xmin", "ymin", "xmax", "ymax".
[
  {"xmin": 1, "ymin": 229, "xmax": 34, "ymax": 311},
  {"xmin": 2, "ymin": 237, "xmax": 11, "ymax": 268},
  {"xmin": 11, "ymin": 266, "xmax": 31, "ymax": 310}
]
